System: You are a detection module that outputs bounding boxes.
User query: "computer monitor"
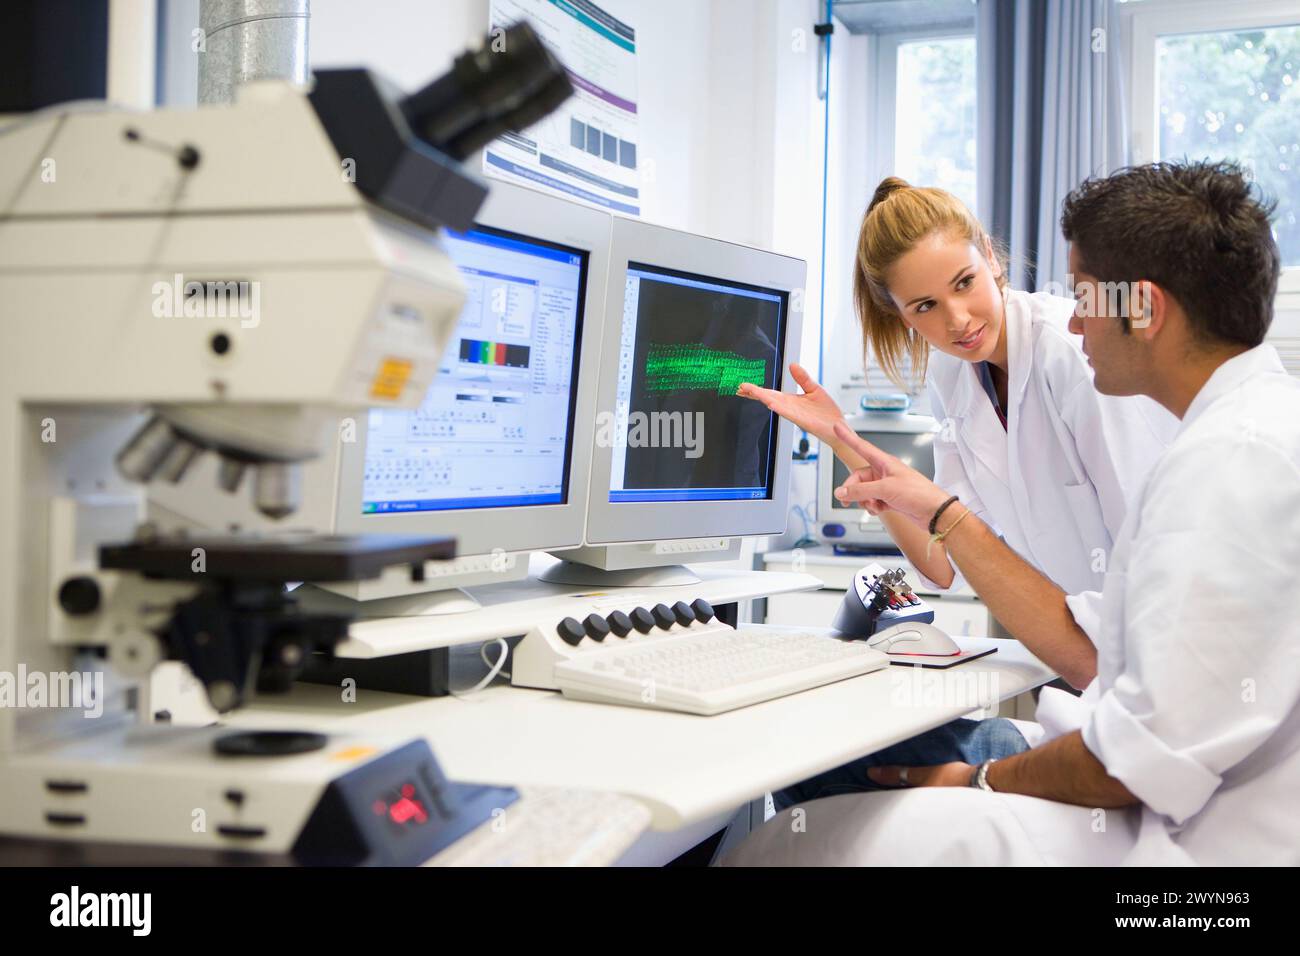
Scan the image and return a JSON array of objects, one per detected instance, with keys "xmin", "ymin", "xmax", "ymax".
[
  {"xmin": 147, "ymin": 181, "xmax": 610, "ymax": 610},
  {"xmin": 546, "ymin": 216, "xmax": 805, "ymax": 586}
]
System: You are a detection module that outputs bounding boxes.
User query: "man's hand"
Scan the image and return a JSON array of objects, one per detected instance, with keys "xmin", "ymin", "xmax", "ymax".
[
  {"xmin": 866, "ymin": 763, "xmax": 975, "ymax": 788},
  {"xmin": 832, "ymin": 422, "xmax": 953, "ymax": 530},
  {"xmin": 868, "ymin": 734, "xmax": 1138, "ymax": 807}
]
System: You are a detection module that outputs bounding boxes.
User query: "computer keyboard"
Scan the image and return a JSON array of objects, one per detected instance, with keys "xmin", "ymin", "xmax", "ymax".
[
  {"xmin": 553, "ymin": 626, "xmax": 889, "ymax": 715},
  {"xmin": 426, "ymin": 787, "xmax": 652, "ymax": 867}
]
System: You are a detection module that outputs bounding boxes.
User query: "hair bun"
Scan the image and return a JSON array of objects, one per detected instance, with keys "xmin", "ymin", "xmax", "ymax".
[{"xmin": 868, "ymin": 176, "xmax": 912, "ymax": 214}]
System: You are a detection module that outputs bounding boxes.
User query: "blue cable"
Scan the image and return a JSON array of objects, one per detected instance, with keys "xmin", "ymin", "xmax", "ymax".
[
  {"xmin": 818, "ymin": 0, "xmax": 832, "ymax": 388},
  {"xmin": 811, "ymin": 0, "xmax": 833, "ymax": 456}
]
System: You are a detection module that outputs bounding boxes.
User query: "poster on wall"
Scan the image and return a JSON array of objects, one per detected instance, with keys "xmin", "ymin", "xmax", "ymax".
[{"xmin": 485, "ymin": 0, "xmax": 640, "ymax": 215}]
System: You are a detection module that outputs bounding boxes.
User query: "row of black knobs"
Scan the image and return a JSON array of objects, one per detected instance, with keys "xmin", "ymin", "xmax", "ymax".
[{"xmin": 556, "ymin": 598, "xmax": 715, "ymax": 646}]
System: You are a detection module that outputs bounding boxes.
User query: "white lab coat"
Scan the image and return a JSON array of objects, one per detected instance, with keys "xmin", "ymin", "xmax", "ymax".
[
  {"xmin": 920, "ymin": 288, "xmax": 1177, "ymax": 602},
  {"xmin": 726, "ymin": 345, "xmax": 1300, "ymax": 866}
]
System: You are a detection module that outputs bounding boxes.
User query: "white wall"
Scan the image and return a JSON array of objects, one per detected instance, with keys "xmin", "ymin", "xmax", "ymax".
[
  {"xmin": 159, "ymin": 0, "xmax": 829, "ymax": 369},
  {"xmin": 311, "ymin": 0, "xmax": 829, "ymax": 374},
  {"xmin": 311, "ymin": 0, "xmax": 716, "ymax": 237}
]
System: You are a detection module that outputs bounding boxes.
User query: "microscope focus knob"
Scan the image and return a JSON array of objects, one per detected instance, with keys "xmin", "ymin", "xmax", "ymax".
[
  {"xmin": 629, "ymin": 607, "xmax": 655, "ymax": 634},
  {"xmin": 557, "ymin": 617, "xmax": 586, "ymax": 646},
  {"xmin": 652, "ymin": 604, "xmax": 675, "ymax": 629},
  {"xmin": 57, "ymin": 576, "xmax": 102, "ymax": 616}
]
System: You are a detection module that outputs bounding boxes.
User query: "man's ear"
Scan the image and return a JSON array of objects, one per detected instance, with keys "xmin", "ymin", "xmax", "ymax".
[{"xmin": 1130, "ymin": 280, "xmax": 1166, "ymax": 339}]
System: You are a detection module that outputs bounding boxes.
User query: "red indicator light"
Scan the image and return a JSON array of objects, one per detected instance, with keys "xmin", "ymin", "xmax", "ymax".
[{"xmin": 388, "ymin": 795, "xmax": 429, "ymax": 826}]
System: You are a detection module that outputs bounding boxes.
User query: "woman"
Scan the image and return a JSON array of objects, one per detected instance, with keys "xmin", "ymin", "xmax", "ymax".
[
  {"xmin": 741, "ymin": 176, "xmax": 1175, "ymax": 607},
  {"xmin": 738, "ymin": 177, "xmax": 1177, "ymax": 810}
]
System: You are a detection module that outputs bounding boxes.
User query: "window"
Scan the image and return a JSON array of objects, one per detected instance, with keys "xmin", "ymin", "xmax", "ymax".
[
  {"xmin": 863, "ymin": 28, "xmax": 978, "ymax": 397},
  {"xmin": 1128, "ymin": 0, "xmax": 1300, "ymax": 299},
  {"xmin": 894, "ymin": 36, "xmax": 978, "ymax": 212},
  {"xmin": 1156, "ymin": 26, "xmax": 1300, "ymax": 266}
]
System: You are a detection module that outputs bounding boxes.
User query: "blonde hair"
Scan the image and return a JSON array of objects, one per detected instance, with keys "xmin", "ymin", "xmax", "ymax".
[{"xmin": 854, "ymin": 177, "xmax": 1008, "ymax": 388}]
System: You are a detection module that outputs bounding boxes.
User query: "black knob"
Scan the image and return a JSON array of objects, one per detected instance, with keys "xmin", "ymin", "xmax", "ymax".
[
  {"xmin": 629, "ymin": 607, "xmax": 655, "ymax": 634},
  {"xmin": 557, "ymin": 617, "xmax": 586, "ymax": 646},
  {"xmin": 58, "ymin": 576, "xmax": 101, "ymax": 616},
  {"xmin": 691, "ymin": 598, "xmax": 715, "ymax": 623},
  {"xmin": 652, "ymin": 604, "xmax": 675, "ymax": 629},
  {"xmin": 583, "ymin": 613, "xmax": 611, "ymax": 641},
  {"xmin": 672, "ymin": 600, "xmax": 696, "ymax": 626},
  {"xmin": 607, "ymin": 610, "xmax": 633, "ymax": 637}
]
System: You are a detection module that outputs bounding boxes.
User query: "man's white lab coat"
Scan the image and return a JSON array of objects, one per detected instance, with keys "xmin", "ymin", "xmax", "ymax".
[{"xmin": 727, "ymin": 344, "xmax": 1300, "ymax": 866}]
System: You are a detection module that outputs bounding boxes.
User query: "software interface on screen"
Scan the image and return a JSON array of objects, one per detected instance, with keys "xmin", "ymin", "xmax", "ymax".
[
  {"xmin": 362, "ymin": 227, "xmax": 586, "ymax": 514},
  {"xmin": 830, "ymin": 431, "xmax": 936, "ymax": 510},
  {"xmin": 608, "ymin": 262, "xmax": 787, "ymax": 503}
]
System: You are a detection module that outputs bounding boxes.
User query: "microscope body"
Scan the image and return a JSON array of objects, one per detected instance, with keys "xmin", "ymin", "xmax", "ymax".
[{"xmin": 0, "ymin": 83, "xmax": 475, "ymax": 861}]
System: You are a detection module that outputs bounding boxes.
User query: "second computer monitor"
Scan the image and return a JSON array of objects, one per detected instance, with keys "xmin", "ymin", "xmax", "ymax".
[{"xmin": 582, "ymin": 217, "xmax": 805, "ymax": 549}]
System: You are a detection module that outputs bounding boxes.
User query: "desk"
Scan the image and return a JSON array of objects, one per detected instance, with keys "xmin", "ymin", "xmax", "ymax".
[{"xmin": 229, "ymin": 630, "xmax": 1055, "ymax": 833}]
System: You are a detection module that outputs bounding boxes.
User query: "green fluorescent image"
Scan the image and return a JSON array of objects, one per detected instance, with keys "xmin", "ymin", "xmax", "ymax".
[{"xmin": 644, "ymin": 344, "xmax": 768, "ymax": 396}]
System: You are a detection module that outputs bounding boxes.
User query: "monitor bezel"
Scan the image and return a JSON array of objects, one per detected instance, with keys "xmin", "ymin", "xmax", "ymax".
[
  {"xmin": 582, "ymin": 216, "xmax": 805, "ymax": 545},
  {"xmin": 331, "ymin": 181, "xmax": 608, "ymax": 556}
]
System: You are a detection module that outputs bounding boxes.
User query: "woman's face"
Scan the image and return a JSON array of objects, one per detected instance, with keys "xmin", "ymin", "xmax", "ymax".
[{"xmin": 884, "ymin": 232, "xmax": 1005, "ymax": 364}]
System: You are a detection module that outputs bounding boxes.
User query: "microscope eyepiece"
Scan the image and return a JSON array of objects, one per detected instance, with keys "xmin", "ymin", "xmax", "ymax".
[{"xmin": 400, "ymin": 20, "xmax": 574, "ymax": 160}]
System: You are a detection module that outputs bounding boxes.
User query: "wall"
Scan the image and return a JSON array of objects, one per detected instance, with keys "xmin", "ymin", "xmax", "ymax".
[{"xmin": 159, "ymin": 0, "xmax": 828, "ymax": 369}]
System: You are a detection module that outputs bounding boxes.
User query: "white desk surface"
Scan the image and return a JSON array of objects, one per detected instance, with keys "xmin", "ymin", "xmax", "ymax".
[{"xmin": 230, "ymin": 630, "xmax": 1055, "ymax": 831}]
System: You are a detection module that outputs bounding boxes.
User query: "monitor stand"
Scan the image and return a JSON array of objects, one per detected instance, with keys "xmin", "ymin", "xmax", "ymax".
[
  {"xmin": 293, "ymin": 583, "xmax": 482, "ymax": 617},
  {"xmin": 539, "ymin": 539, "xmax": 740, "ymax": 588},
  {"xmin": 291, "ymin": 582, "xmax": 486, "ymax": 699},
  {"xmin": 537, "ymin": 560, "xmax": 702, "ymax": 588}
]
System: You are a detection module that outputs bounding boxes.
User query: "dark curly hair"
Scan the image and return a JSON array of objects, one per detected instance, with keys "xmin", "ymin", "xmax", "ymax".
[{"xmin": 1060, "ymin": 161, "xmax": 1279, "ymax": 348}]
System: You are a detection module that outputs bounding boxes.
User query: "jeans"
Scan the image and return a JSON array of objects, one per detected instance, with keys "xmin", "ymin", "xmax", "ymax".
[{"xmin": 772, "ymin": 717, "xmax": 1030, "ymax": 812}]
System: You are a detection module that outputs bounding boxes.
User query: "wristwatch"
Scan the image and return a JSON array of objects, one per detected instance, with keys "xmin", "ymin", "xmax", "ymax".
[{"xmin": 969, "ymin": 759, "xmax": 996, "ymax": 791}]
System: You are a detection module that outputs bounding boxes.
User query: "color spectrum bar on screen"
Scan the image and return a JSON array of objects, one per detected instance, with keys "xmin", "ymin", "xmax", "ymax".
[{"xmin": 459, "ymin": 338, "xmax": 532, "ymax": 369}]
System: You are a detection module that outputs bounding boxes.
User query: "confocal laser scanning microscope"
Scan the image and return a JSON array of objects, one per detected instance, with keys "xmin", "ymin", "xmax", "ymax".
[{"xmin": 0, "ymin": 23, "xmax": 570, "ymax": 864}]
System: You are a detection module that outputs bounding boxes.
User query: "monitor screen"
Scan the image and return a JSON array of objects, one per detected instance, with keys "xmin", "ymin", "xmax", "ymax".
[
  {"xmin": 830, "ymin": 430, "xmax": 936, "ymax": 510},
  {"xmin": 606, "ymin": 262, "xmax": 787, "ymax": 503},
  {"xmin": 361, "ymin": 226, "xmax": 587, "ymax": 514}
]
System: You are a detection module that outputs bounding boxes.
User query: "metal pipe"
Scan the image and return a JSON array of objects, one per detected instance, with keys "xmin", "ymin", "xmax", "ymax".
[{"xmin": 198, "ymin": 0, "xmax": 310, "ymax": 105}]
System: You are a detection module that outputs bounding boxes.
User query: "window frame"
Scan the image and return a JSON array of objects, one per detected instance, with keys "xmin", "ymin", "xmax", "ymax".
[{"xmin": 1124, "ymin": 0, "xmax": 1300, "ymax": 301}]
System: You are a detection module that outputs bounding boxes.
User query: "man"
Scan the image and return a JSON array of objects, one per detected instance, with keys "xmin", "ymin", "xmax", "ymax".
[{"xmin": 726, "ymin": 161, "xmax": 1300, "ymax": 865}]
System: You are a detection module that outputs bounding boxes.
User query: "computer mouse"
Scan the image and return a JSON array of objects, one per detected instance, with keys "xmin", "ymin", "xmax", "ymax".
[{"xmin": 867, "ymin": 622, "xmax": 961, "ymax": 656}]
